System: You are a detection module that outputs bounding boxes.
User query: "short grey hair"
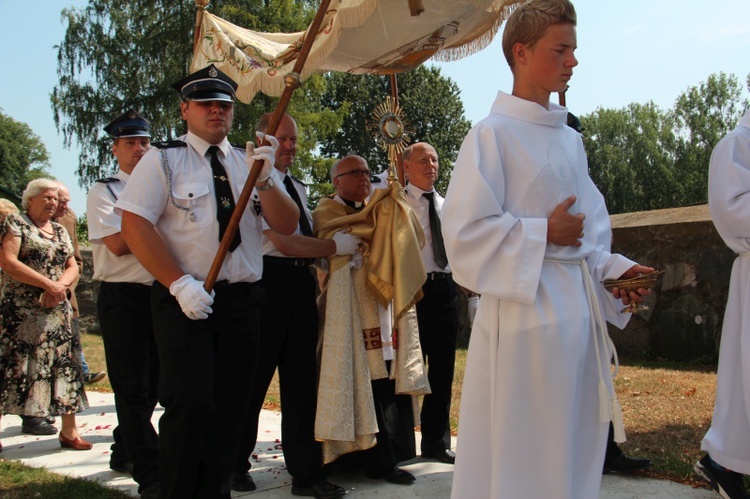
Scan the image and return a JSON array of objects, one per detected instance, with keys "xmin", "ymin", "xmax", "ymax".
[{"xmin": 21, "ymin": 178, "xmax": 59, "ymax": 211}]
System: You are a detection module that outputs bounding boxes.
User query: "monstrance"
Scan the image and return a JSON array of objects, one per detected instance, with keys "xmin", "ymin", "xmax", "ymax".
[
  {"xmin": 602, "ymin": 270, "xmax": 665, "ymax": 314},
  {"xmin": 367, "ymin": 96, "xmax": 413, "ymax": 183}
]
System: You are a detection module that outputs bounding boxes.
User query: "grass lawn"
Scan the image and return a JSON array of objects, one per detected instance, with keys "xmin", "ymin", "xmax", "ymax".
[{"xmin": 4, "ymin": 333, "xmax": 716, "ymax": 495}]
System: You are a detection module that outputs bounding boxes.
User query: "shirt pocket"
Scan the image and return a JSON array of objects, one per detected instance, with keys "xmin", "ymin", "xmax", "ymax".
[{"xmin": 172, "ymin": 182, "xmax": 213, "ymax": 228}]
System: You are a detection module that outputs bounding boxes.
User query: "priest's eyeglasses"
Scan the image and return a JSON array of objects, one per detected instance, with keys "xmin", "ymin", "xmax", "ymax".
[{"xmin": 335, "ymin": 168, "xmax": 371, "ymax": 179}]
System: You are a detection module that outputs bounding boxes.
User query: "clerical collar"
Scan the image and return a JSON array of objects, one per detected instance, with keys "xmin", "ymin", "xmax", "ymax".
[{"xmin": 341, "ymin": 197, "xmax": 364, "ymax": 211}]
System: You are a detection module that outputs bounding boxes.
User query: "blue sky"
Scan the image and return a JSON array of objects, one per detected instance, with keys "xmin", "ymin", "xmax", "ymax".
[{"xmin": 1, "ymin": 0, "xmax": 749, "ymax": 217}]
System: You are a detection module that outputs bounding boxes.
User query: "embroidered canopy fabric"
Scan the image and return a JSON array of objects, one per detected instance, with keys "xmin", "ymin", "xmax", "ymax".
[{"xmin": 191, "ymin": 0, "xmax": 523, "ymax": 103}]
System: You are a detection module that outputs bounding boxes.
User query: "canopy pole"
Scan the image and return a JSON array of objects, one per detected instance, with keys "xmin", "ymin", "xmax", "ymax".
[
  {"xmin": 558, "ymin": 84, "xmax": 568, "ymax": 107},
  {"xmin": 389, "ymin": 74, "xmax": 405, "ymax": 186},
  {"xmin": 193, "ymin": 0, "xmax": 209, "ymax": 56},
  {"xmin": 204, "ymin": 0, "xmax": 333, "ymax": 291}
]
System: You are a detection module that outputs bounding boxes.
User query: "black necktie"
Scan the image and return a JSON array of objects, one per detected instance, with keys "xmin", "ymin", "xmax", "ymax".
[
  {"xmin": 207, "ymin": 146, "xmax": 241, "ymax": 252},
  {"xmin": 283, "ymin": 175, "xmax": 313, "ymax": 237},
  {"xmin": 423, "ymin": 192, "xmax": 448, "ymax": 269}
]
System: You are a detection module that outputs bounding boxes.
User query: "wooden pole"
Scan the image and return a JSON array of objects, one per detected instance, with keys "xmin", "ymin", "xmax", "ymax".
[
  {"xmin": 204, "ymin": 0, "xmax": 333, "ymax": 291},
  {"xmin": 193, "ymin": 0, "xmax": 209, "ymax": 57},
  {"xmin": 389, "ymin": 74, "xmax": 405, "ymax": 187},
  {"xmin": 558, "ymin": 84, "xmax": 568, "ymax": 107}
]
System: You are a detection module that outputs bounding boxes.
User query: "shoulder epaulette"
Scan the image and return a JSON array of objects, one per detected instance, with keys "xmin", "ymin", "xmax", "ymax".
[
  {"xmin": 289, "ymin": 175, "xmax": 308, "ymax": 187},
  {"xmin": 95, "ymin": 177, "xmax": 120, "ymax": 184},
  {"xmin": 231, "ymin": 143, "xmax": 247, "ymax": 151},
  {"xmin": 151, "ymin": 140, "xmax": 187, "ymax": 149}
]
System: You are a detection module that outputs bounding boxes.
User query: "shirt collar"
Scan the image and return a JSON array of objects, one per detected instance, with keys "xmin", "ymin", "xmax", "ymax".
[
  {"xmin": 186, "ymin": 130, "xmax": 230, "ymax": 158},
  {"xmin": 406, "ymin": 182, "xmax": 433, "ymax": 200}
]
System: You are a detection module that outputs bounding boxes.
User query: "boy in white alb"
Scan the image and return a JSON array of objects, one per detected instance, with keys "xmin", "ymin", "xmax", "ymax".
[
  {"xmin": 695, "ymin": 109, "xmax": 750, "ymax": 499},
  {"xmin": 441, "ymin": 1, "xmax": 653, "ymax": 498}
]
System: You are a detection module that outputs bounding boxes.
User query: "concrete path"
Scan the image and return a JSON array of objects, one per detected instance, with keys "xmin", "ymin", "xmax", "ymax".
[{"xmin": 0, "ymin": 391, "xmax": 716, "ymax": 498}]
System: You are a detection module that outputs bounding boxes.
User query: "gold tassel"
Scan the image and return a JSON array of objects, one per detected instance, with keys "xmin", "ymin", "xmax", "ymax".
[{"xmin": 408, "ymin": 0, "xmax": 424, "ymax": 16}]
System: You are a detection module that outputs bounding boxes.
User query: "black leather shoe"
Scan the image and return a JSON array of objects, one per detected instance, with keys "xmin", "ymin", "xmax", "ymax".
[
  {"xmin": 291, "ymin": 478, "xmax": 346, "ymax": 498},
  {"xmin": 231, "ymin": 472, "xmax": 257, "ymax": 492},
  {"xmin": 422, "ymin": 449, "xmax": 456, "ymax": 464},
  {"xmin": 139, "ymin": 481, "xmax": 161, "ymax": 499},
  {"xmin": 367, "ymin": 466, "xmax": 416, "ymax": 484},
  {"xmin": 110, "ymin": 460, "xmax": 134, "ymax": 475},
  {"xmin": 603, "ymin": 452, "xmax": 652, "ymax": 473},
  {"xmin": 21, "ymin": 417, "xmax": 58, "ymax": 435}
]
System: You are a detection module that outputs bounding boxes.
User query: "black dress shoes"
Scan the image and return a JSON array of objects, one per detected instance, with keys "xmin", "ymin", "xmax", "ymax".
[
  {"xmin": 367, "ymin": 466, "xmax": 416, "ymax": 484},
  {"xmin": 231, "ymin": 472, "xmax": 257, "ymax": 492},
  {"xmin": 110, "ymin": 460, "xmax": 134, "ymax": 475},
  {"xmin": 422, "ymin": 449, "xmax": 456, "ymax": 464},
  {"xmin": 603, "ymin": 452, "xmax": 652, "ymax": 473},
  {"xmin": 139, "ymin": 481, "xmax": 161, "ymax": 499},
  {"xmin": 291, "ymin": 478, "xmax": 346, "ymax": 498},
  {"xmin": 20, "ymin": 416, "xmax": 58, "ymax": 435}
]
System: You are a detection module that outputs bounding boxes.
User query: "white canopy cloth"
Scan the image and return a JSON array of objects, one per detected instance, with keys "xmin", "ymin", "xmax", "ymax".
[{"xmin": 191, "ymin": 0, "xmax": 522, "ymax": 102}]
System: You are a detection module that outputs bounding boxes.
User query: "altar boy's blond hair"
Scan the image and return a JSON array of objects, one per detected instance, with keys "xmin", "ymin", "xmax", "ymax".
[{"xmin": 502, "ymin": 0, "xmax": 577, "ymax": 70}]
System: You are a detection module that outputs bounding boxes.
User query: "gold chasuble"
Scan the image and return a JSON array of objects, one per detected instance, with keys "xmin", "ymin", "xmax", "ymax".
[{"xmin": 312, "ymin": 183, "xmax": 430, "ymax": 464}]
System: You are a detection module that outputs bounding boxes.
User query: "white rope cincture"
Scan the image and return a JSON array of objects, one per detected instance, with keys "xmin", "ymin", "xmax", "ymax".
[{"xmin": 544, "ymin": 257, "xmax": 625, "ymax": 443}]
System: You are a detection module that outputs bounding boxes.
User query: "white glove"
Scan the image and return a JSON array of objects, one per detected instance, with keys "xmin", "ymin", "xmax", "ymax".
[
  {"xmin": 246, "ymin": 132, "xmax": 279, "ymax": 182},
  {"xmin": 467, "ymin": 295, "xmax": 480, "ymax": 324},
  {"xmin": 332, "ymin": 231, "xmax": 361, "ymax": 256},
  {"xmin": 169, "ymin": 274, "xmax": 215, "ymax": 320},
  {"xmin": 349, "ymin": 251, "xmax": 363, "ymax": 270}
]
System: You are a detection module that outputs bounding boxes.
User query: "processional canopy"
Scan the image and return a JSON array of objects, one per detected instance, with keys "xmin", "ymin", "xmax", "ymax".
[{"xmin": 192, "ymin": 0, "xmax": 523, "ymax": 103}]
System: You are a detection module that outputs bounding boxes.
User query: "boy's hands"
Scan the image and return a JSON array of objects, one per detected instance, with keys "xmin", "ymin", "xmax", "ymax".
[{"xmin": 547, "ymin": 195, "xmax": 585, "ymax": 247}]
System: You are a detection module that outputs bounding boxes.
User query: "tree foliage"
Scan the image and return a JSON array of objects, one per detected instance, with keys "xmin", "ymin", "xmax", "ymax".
[
  {"xmin": 0, "ymin": 110, "xmax": 51, "ymax": 197},
  {"xmin": 53, "ymin": 0, "xmax": 327, "ymax": 187},
  {"xmin": 581, "ymin": 72, "xmax": 749, "ymax": 214},
  {"xmin": 319, "ymin": 66, "xmax": 472, "ymax": 198},
  {"xmin": 53, "ymin": 0, "xmax": 472, "ymax": 208}
]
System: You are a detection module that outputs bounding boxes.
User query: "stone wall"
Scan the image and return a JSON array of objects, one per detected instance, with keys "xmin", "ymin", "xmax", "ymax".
[
  {"xmin": 607, "ymin": 204, "xmax": 730, "ymax": 361},
  {"xmin": 77, "ymin": 204, "xmax": 732, "ymax": 360}
]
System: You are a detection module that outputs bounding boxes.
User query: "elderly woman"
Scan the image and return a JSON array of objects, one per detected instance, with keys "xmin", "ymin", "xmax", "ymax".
[{"xmin": 0, "ymin": 178, "xmax": 90, "ymax": 452}]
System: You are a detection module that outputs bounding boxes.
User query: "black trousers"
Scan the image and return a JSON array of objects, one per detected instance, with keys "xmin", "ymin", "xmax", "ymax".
[
  {"xmin": 415, "ymin": 276, "xmax": 458, "ymax": 454},
  {"xmin": 152, "ymin": 280, "xmax": 264, "ymax": 499},
  {"xmin": 97, "ymin": 281, "xmax": 159, "ymax": 490},
  {"xmin": 234, "ymin": 258, "xmax": 323, "ymax": 486},
  {"xmin": 367, "ymin": 367, "xmax": 416, "ymax": 468}
]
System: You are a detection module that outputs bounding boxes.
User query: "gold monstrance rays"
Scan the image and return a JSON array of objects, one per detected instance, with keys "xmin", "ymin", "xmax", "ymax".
[{"xmin": 368, "ymin": 96, "xmax": 413, "ymax": 182}]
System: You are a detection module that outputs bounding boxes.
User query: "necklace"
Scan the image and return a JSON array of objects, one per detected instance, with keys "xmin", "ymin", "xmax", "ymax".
[{"xmin": 28, "ymin": 215, "xmax": 55, "ymax": 237}]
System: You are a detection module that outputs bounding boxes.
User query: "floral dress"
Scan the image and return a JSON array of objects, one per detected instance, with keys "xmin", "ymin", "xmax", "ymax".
[{"xmin": 0, "ymin": 213, "xmax": 89, "ymax": 417}]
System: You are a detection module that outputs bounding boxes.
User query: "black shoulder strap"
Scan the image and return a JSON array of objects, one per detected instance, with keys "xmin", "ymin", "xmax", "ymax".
[
  {"xmin": 95, "ymin": 177, "xmax": 121, "ymax": 202},
  {"xmin": 95, "ymin": 177, "xmax": 119, "ymax": 184},
  {"xmin": 152, "ymin": 140, "xmax": 187, "ymax": 149},
  {"xmin": 289, "ymin": 174, "xmax": 308, "ymax": 187}
]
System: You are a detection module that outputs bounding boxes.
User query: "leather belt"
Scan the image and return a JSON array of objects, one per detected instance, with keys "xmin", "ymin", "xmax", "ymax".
[
  {"xmin": 426, "ymin": 272, "xmax": 452, "ymax": 281},
  {"xmin": 263, "ymin": 255, "xmax": 314, "ymax": 268}
]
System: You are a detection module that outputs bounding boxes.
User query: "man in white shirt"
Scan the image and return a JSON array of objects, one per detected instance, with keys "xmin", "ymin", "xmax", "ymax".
[
  {"xmin": 116, "ymin": 64, "xmax": 299, "ymax": 499},
  {"xmin": 232, "ymin": 113, "xmax": 354, "ymax": 498},
  {"xmin": 86, "ymin": 110, "xmax": 159, "ymax": 498},
  {"xmin": 403, "ymin": 142, "xmax": 457, "ymax": 464}
]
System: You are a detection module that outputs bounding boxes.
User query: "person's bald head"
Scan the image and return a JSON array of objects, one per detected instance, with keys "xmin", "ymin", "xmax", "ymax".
[
  {"xmin": 257, "ymin": 113, "xmax": 298, "ymax": 173},
  {"xmin": 403, "ymin": 142, "xmax": 439, "ymax": 191},
  {"xmin": 331, "ymin": 155, "xmax": 371, "ymax": 202},
  {"xmin": 53, "ymin": 182, "xmax": 71, "ymax": 219}
]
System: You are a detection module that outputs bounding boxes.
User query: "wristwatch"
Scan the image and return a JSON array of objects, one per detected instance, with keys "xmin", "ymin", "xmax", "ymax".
[{"xmin": 257, "ymin": 176, "xmax": 275, "ymax": 191}]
